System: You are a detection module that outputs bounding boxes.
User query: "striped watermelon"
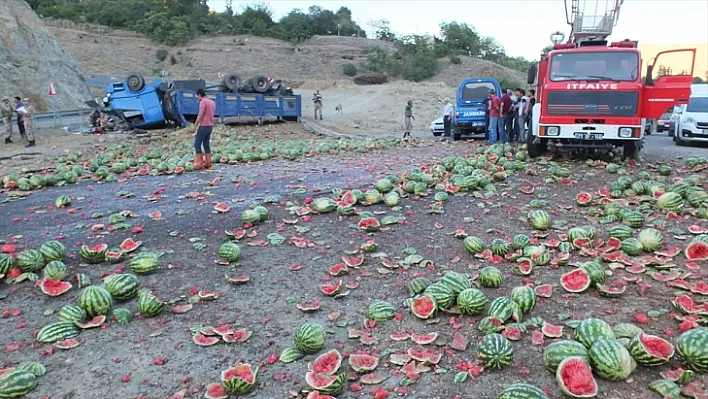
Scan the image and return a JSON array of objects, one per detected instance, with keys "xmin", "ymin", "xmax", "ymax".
[
  {"xmin": 529, "ymin": 210, "xmax": 551, "ymax": 230},
  {"xmin": 221, "ymin": 362, "xmax": 258, "ymax": 395},
  {"xmin": 580, "ymin": 261, "xmax": 606, "ymax": 286},
  {"xmin": 488, "ymin": 297, "xmax": 514, "ymax": 322},
  {"xmin": 36, "ymin": 321, "xmax": 80, "ymax": 343},
  {"xmin": 129, "ymin": 252, "xmax": 159, "ymax": 275},
  {"xmin": 79, "ymin": 244, "xmax": 107, "ymax": 264},
  {"xmin": 463, "ymin": 236, "xmax": 485, "ymax": 254},
  {"xmin": 424, "ymin": 283, "xmax": 455, "ymax": 309},
  {"xmin": 0, "ymin": 369, "xmax": 38, "ymax": 398},
  {"xmin": 609, "ymin": 225, "xmax": 634, "ymax": 240},
  {"xmin": 43, "ymin": 261, "xmax": 67, "ymax": 281},
  {"xmin": 621, "ymin": 211, "xmax": 645, "ymax": 228},
  {"xmin": 656, "ymin": 191, "xmax": 684, "ymax": 211},
  {"xmin": 675, "ymin": 327, "xmax": 708, "ymax": 372},
  {"xmin": 0, "ymin": 253, "xmax": 13, "ymax": 275},
  {"xmin": 512, "ymin": 234, "xmax": 531, "ymax": 250},
  {"xmin": 58, "ymin": 305, "xmax": 87, "ymax": 323},
  {"xmin": 621, "ymin": 238, "xmax": 644, "ymax": 256},
  {"xmin": 440, "ymin": 271, "xmax": 471, "ymax": 295},
  {"xmin": 627, "ymin": 332, "xmax": 674, "ymax": 366},
  {"xmin": 638, "ymin": 228, "xmax": 663, "ymax": 252},
  {"xmin": 407, "ymin": 277, "xmax": 432, "ymax": 296},
  {"xmin": 366, "ymin": 300, "xmax": 395, "ymax": 321},
  {"xmin": 498, "ymin": 384, "xmax": 549, "ymax": 399},
  {"xmin": 478, "ymin": 266, "xmax": 503, "ymax": 288},
  {"xmin": 456, "ymin": 288, "xmax": 487, "ymax": 315},
  {"xmin": 78, "ymin": 285, "xmax": 113, "ymax": 317},
  {"xmin": 567, "ymin": 227, "xmax": 590, "ymax": 244},
  {"xmin": 543, "ymin": 340, "xmax": 591, "ymax": 372},
  {"xmin": 113, "ymin": 308, "xmax": 133, "ymax": 325},
  {"xmin": 410, "ymin": 294, "xmax": 437, "ymax": 319},
  {"xmin": 16, "ymin": 249, "xmax": 45, "ymax": 272},
  {"xmin": 138, "ymin": 291, "xmax": 166, "ymax": 317},
  {"xmin": 104, "ymin": 273, "xmax": 140, "ymax": 301},
  {"xmin": 589, "ymin": 339, "xmax": 635, "ymax": 381},
  {"xmin": 510, "ymin": 285, "xmax": 536, "ymax": 314},
  {"xmin": 294, "ymin": 323, "xmax": 326, "ymax": 354},
  {"xmin": 613, "ymin": 323, "xmax": 644, "ymax": 339},
  {"xmin": 16, "ymin": 361, "xmax": 46, "ymax": 377},
  {"xmin": 477, "ymin": 316, "xmax": 504, "ymax": 335},
  {"xmin": 490, "ymin": 238, "xmax": 510, "ymax": 256},
  {"xmin": 477, "ymin": 333, "xmax": 514, "ymax": 369},
  {"xmin": 39, "ymin": 240, "xmax": 66, "ymax": 262},
  {"xmin": 574, "ymin": 318, "xmax": 615, "ymax": 348},
  {"xmin": 219, "ymin": 242, "xmax": 241, "ymax": 262}
]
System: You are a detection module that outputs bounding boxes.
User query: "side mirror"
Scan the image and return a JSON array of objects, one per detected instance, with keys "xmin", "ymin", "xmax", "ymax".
[
  {"xmin": 645, "ymin": 65, "xmax": 654, "ymax": 86},
  {"xmin": 527, "ymin": 65, "xmax": 537, "ymax": 85}
]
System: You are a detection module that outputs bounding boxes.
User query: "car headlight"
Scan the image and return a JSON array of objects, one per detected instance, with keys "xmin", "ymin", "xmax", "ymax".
[
  {"xmin": 619, "ymin": 127, "xmax": 632, "ymax": 137},
  {"xmin": 546, "ymin": 126, "xmax": 560, "ymax": 136},
  {"xmin": 685, "ymin": 117, "xmax": 695, "ymax": 124}
]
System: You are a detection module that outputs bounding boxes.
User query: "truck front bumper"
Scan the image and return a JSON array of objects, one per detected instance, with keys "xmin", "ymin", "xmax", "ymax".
[{"xmin": 537, "ymin": 123, "xmax": 642, "ymax": 141}]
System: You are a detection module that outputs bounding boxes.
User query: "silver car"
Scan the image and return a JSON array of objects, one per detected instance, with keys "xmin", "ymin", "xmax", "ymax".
[{"xmin": 430, "ymin": 117, "xmax": 444, "ymax": 136}]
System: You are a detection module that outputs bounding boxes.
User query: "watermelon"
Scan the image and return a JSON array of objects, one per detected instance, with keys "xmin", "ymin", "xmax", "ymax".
[
  {"xmin": 561, "ymin": 268, "xmax": 592, "ymax": 293},
  {"xmin": 205, "ymin": 383, "xmax": 228, "ymax": 399},
  {"xmin": 613, "ymin": 323, "xmax": 644, "ymax": 339},
  {"xmin": 279, "ymin": 347, "xmax": 304, "ymax": 363},
  {"xmin": 103, "ymin": 273, "xmax": 140, "ymax": 301},
  {"xmin": 529, "ymin": 210, "xmax": 552, "ymax": 230},
  {"xmin": 79, "ymin": 244, "xmax": 107, "ymax": 264},
  {"xmin": 320, "ymin": 280, "xmax": 342, "ymax": 296},
  {"xmin": 513, "ymin": 258, "xmax": 534, "ymax": 275},
  {"xmin": 609, "ymin": 225, "xmax": 634, "ymax": 240},
  {"xmin": 457, "ymin": 288, "xmax": 487, "ymax": 315},
  {"xmin": 129, "ymin": 252, "xmax": 159, "ymax": 274},
  {"xmin": 491, "ymin": 238, "xmax": 511, "ymax": 256},
  {"xmin": 488, "ymin": 297, "xmax": 514, "ymax": 322},
  {"xmin": 656, "ymin": 191, "xmax": 684, "ymax": 211},
  {"xmin": 478, "ymin": 266, "xmax": 504, "ymax": 288},
  {"xmin": 424, "ymin": 283, "xmax": 455, "ymax": 309},
  {"xmin": 55, "ymin": 195, "xmax": 71, "ymax": 208},
  {"xmin": 542, "ymin": 323, "xmax": 564, "ymax": 338},
  {"xmin": 221, "ymin": 363, "xmax": 258, "ymax": 395},
  {"xmin": 627, "ymin": 332, "xmax": 674, "ymax": 366},
  {"xmin": 294, "ymin": 323, "xmax": 326, "ymax": 354},
  {"xmin": 375, "ymin": 178, "xmax": 393, "ymax": 193},
  {"xmin": 660, "ymin": 368, "xmax": 695, "ymax": 385},
  {"xmin": 16, "ymin": 249, "xmax": 45, "ymax": 272},
  {"xmin": 0, "ymin": 254, "xmax": 13, "ymax": 275},
  {"xmin": 363, "ymin": 189, "xmax": 382, "ymax": 204},
  {"xmin": 580, "ymin": 261, "xmax": 606, "ymax": 286},
  {"xmin": 407, "ymin": 277, "xmax": 432, "ymax": 296},
  {"xmin": 638, "ymin": 228, "xmax": 663, "ymax": 252},
  {"xmin": 556, "ymin": 357, "xmax": 598, "ymax": 398},
  {"xmin": 621, "ymin": 238, "xmax": 644, "ymax": 256},
  {"xmin": 366, "ymin": 300, "xmax": 395, "ymax": 321},
  {"xmin": 15, "ymin": 361, "xmax": 45, "ymax": 377},
  {"xmin": 327, "ymin": 263, "xmax": 349, "ymax": 276},
  {"xmin": 648, "ymin": 379, "xmax": 681, "ymax": 399},
  {"xmin": 358, "ymin": 217, "xmax": 380, "ymax": 232},
  {"xmin": 411, "ymin": 294, "xmax": 437, "ymax": 319},
  {"xmin": 576, "ymin": 192, "xmax": 592, "ymax": 206},
  {"xmin": 621, "ymin": 211, "xmax": 645, "ymax": 228},
  {"xmin": 411, "ymin": 332, "xmax": 438, "ymax": 345},
  {"xmin": 568, "ymin": 227, "xmax": 590, "ymax": 244},
  {"xmin": 43, "ymin": 261, "xmax": 67, "ymax": 280},
  {"xmin": 305, "ymin": 372, "xmax": 346, "ymax": 395},
  {"xmin": 252, "ymin": 205, "xmax": 269, "ymax": 221},
  {"xmin": 675, "ymin": 328, "xmax": 708, "ymax": 372},
  {"xmin": 535, "ymin": 284, "xmax": 553, "ymax": 298},
  {"xmin": 138, "ymin": 292, "xmax": 166, "ymax": 317},
  {"xmin": 113, "ymin": 308, "xmax": 133, "ymax": 325},
  {"xmin": 524, "ymin": 245, "xmax": 550, "ymax": 266},
  {"xmin": 75, "ymin": 315, "xmax": 107, "ymax": 329},
  {"xmin": 463, "ymin": 236, "xmax": 486, "ymax": 254},
  {"xmin": 597, "ymin": 284, "xmax": 626, "ymax": 297},
  {"xmin": 477, "ymin": 333, "xmax": 513, "ymax": 369},
  {"xmin": 78, "ymin": 285, "xmax": 113, "ymax": 317},
  {"xmin": 589, "ymin": 339, "xmax": 635, "ymax": 381},
  {"xmin": 512, "ymin": 234, "xmax": 531, "ymax": 250},
  {"xmin": 218, "ymin": 242, "xmax": 241, "ymax": 262},
  {"xmin": 342, "ymin": 254, "xmax": 364, "ymax": 267},
  {"xmin": 0, "ymin": 369, "xmax": 38, "ymax": 398},
  {"xmin": 685, "ymin": 241, "xmax": 708, "ymax": 261},
  {"xmin": 509, "ymin": 286, "xmax": 536, "ymax": 314},
  {"xmin": 543, "ymin": 340, "xmax": 591, "ymax": 372},
  {"xmin": 309, "ymin": 349, "xmax": 342, "ymax": 375},
  {"xmin": 498, "ymin": 384, "xmax": 549, "ymax": 399},
  {"xmin": 119, "ymin": 238, "xmax": 142, "ymax": 253},
  {"xmin": 58, "ymin": 305, "xmax": 87, "ymax": 323},
  {"xmin": 241, "ymin": 209, "xmax": 260, "ymax": 224},
  {"xmin": 574, "ymin": 318, "xmax": 616, "ymax": 348},
  {"xmin": 39, "ymin": 278, "xmax": 72, "ymax": 297},
  {"xmin": 440, "ymin": 271, "xmax": 472, "ymax": 295},
  {"xmin": 39, "ymin": 240, "xmax": 66, "ymax": 262},
  {"xmin": 193, "ymin": 333, "xmax": 220, "ymax": 347},
  {"xmin": 36, "ymin": 321, "xmax": 80, "ymax": 343},
  {"xmin": 348, "ymin": 354, "xmax": 379, "ymax": 373},
  {"xmin": 477, "ymin": 316, "xmax": 505, "ymax": 335}
]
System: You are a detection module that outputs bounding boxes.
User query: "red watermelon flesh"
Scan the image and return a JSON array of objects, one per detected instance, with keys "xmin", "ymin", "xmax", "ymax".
[
  {"xmin": 119, "ymin": 238, "xmax": 142, "ymax": 252},
  {"xmin": 573, "ymin": 237, "xmax": 592, "ymax": 248},
  {"xmin": 54, "ymin": 338, "xmax": 80, "ymax": 349},
  {"xmin": 171, "ymin": 304, "xmax": 193, "ymax": 314},
  {"xmin": 661, "ymin": 368, "xmax": 690, "ymax": 382},
  {"xmin": 411, "ymin": 295, "xmax": 436, "ymax": 319},
  {"xmin": 212, "ymin": 325, "xmax": 233, "ymax": 336},
  {"xmin": 576, "ymin": 192, "xmax": 592, "ymax": 205},
  {"xmin": 411, "ymin": 332, "xmax": 438, "ymax": 345},
  {"xmin": 685, "ymin": 242, "xmax": 708, "ymax": 261},
  {"xmin": 340, "ymin": 191, "xmax": 357, "ymax": 205},
  {"xmin": 358, "ymin": 217, "xmax": 380, "ymax": 230},
  {"xmin": 342, "ymin": 255, "xmax": 364, "ymax": 267},
  {"xmin": 625, "ymin": 265, "xmax": 646, "ymax": 274},
  {"xmin": 348, "ymin": 354, "xmax": 380, "ymax": 373},
  {"xmin": 604, "ymin": 237, "xmax": 622, "ymax": 251},
  {"xmin": 602, "ymin": 251, "xmax": 624, "ymax": 262},
  {"xmin": 502, "ymin": 326, "xmax": 522, "ymax": 341},
  {"xmin": 637, "ymin": 333, "xmax": 674, "ymax": 361},
  {"xmin": 359, "ymin": 373, "xmax": 385, "ymax": 385},
  {"xmin": 692, "ymin": 281, "xmax": 708, "ymax": 295},
  {"xmin": 669, "ymin": 280, "xmax": 692, "ymax": 290},
  {"xmin": 320, "ymin": 280, "xmax": 342, "ymax": 296},
  {"xmin": 309, "ymin": 349, "xmax": 342, "ymax": 375},
  {"xmin": 655, "ymin": 246, "xmax": 681, "ymax": 257},
  {"xmin": 688, "ymin": 225, "xmax": 708, "ymax": 234},
  {"xmin": 557, "ymin": 357, "xmax": 598, "ymax": 398},
  {"xmin": 39, "ymin": 278, "xmax": 72, "ymax": 297},
  {"xmin": 193, "ymin": 333, "xmax": 220, "ymax": 347},
  {"xmin": 222, "ymin": 363, "xmax": 256, "ymax": 384},
  {"xmin": 390, "ymin": 332, "xmax": 410, "ymax": 341},
  {"xmin": 213, "ymin": 203, "xmax": 230, "ymax": 213},
  {"xmin": 328, "ymin": 263, "xmax": 349, "ymax": 276},
  {"xmin": 541, "ymin": 323, "xmax": 564, "ymax": 338},
  {"xmin": 560, "ymin": 269, "xmax": 591, "ymax": 293},
  {"xmin": 534, "ymin": 284, "xmax": 553, "ymax": 298},
  {"xmin": 306, "ymin": 392, "xmax": 336, "ymax": 399}
]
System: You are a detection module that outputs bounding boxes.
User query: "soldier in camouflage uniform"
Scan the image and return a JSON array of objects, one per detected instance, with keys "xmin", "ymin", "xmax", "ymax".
[
  {"xmin": 403, "ymin": 100, "xmax": 415, "ymax": 138},
  {"xmin": 19, "ymin": 98, "xmax": 36, "ymax": 147},
  {"xmin": 1, "ymin": 96, "xmax": 14, "ymax": 144}
]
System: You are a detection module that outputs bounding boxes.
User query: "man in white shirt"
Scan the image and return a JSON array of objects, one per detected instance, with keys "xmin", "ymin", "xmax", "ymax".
[
  {"xmin": 441, "ymin": 98, "xmax": 454, "ymax": 142},
  {"xmin": 515, "ymin": 88, "xmax": 530, "ymax": 142}
]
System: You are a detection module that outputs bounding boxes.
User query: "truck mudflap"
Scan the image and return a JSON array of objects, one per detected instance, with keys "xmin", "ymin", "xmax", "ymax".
[{"xmin": 642, "ymin": 49, "xmax": 696, "ymax": 119}]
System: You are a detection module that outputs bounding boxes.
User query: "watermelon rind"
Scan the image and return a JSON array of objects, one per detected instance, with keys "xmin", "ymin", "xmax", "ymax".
[
  {"xmin": 138, "ymin": 291, "xmax": 166, "ymax": 317},
  {"xmin": 543, "ymin": 340, "xmax": 591, "ymax": 372},
  {"xmin": 0, "ymin": 369, "xmax": 38, "ymax": 398},
  {"xmin": 294, "ymin": 323, "xmax": 326, "ymax": 354},
  {"xmin": 348, "ymin": 353, "xmax": 380, "ymax": 373},
  {"xmin": 588, "ymin": 339, "xmax": 635, "ymax": 381},
  {"xmin": 58, "ymin": 305, "xmax": 87, "ymax": 323},
  {"xmin": 612, "ymin": 323, "xmax": 644, "ymax": 339},
  {"xmin": 574, "ymin": 318, "xmax": 616, "ymax": 348},
  {"xmin": 279, "ymin": 347, "xmax": 304, "ymax": 364},
  {"xmin": 305, "ymin": 372, "xmax": 346, "ymax": 395},
  {"xmin": 561, "ymin": 268, "xmax": 592, "ymax": 293},
  {"xmin": 37, "ymin": 321, "xmax": 80, "ymax": 343},
  {"xmin": 556, "ymin": 357, "xmax": 598, "ymax": 398},
  {"xmin": 407, "ymin": 277, "xmax": 432, "ymax": 296},
  {"xmin": 477, "ymin": 333, "xmax": 513, "ymax": 369},
  {"xmin": 627, "ymin": 332, "xmax": 674, "ymax": 367},
  {"xmin": 456, "ymin": 288, "xmax": 487, "ymax": 315},
  {"xmin": 648, "ymin": 379, "xmax": 681, "ymax": 399},
  {"xmin": 498, "ymin": 383, "xmax": 550, "ymax": 399},
  {"xmin": 16, "ymin": 361, "xmax": 46, "ymax": 377},
  {"xmin": 675, "ymin": 327, "xmax": 708, "ymax": 372},
  {"xmin": 221, "ymin": 363, "xmax": 258, "ymax": 395}
]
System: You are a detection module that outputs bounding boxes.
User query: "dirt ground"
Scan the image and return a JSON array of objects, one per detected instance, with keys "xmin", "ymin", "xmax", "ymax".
[{"xmin": 1, "ymin": 125, "xmax": 707, "ymax": 399}]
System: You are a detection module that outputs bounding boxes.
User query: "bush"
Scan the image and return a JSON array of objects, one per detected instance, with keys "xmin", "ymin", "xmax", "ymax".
[
  {"xmin": 449, "ymin": 55, "xmax": 462, "ymax": 64},
  {"xmin": 401, "ymin": 52, "xmax": 438, "ymax": 82},
  {"xmin": 156, "ymin": 49, "xmax": 169, "ymax": 62},
  {"xmin": 342, "ymin": 63, "xmax": 357, "ymax": 76},
  {"xmin": 353, "ymin": 73, "xmax": 388, "ymax": 85},
  {"xmin": 169, "ymin": 55, "xmax": 177, "ymax": 65}
]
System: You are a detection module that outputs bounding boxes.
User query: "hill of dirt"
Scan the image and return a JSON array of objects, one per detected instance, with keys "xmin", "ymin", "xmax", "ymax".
[{"xmin": 45, "ymin": 18, "xmax": 526, "ymax": 88}]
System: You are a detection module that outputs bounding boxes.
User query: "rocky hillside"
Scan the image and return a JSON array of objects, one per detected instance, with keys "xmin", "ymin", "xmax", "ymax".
[
  {"xmin": 46, "ymin": 19, "xmax": 526, "ymax": 88},
  {"xmin": 0, "ymin": 2, "xmax": 91, "ymax": 112}
]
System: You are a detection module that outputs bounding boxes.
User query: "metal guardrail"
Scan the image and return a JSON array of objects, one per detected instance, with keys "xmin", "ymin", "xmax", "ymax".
[{"xmin": 0, "ymin": 109, "xmax": 89, "ymax": 124}]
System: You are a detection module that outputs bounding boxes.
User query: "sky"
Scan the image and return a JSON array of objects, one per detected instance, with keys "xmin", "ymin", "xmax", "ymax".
[{"xmin": 207, "ymin": 0, "xmax": 708, "ymax": 60}]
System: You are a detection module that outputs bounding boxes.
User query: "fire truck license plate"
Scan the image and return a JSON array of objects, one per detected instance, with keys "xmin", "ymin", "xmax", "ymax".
[{"xmin": 574, "ymin": 133, "xmax": 602, "ymax": 140}]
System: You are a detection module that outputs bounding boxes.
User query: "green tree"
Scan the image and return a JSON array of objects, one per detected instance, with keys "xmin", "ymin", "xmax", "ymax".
[
  {"xmin": 542, "ymin": 45, "xmax": 554, "ymax": 54},
  {"xmin": 135, "ymin": 12, "xmax": 194, "ymax": 46},
  {"xmin": 439, "ymin": 22, "xmax": 480, "ymax": 56},
  {"xmin": 278, "ymin": 10, "xmax": 313, "ymax": 41},
  {"xmin": 368, "ymin": 19, "xmax": 396, "ymax": 41}
]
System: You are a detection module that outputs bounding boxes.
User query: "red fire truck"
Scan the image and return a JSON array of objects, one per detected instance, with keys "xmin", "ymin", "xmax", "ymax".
[{"xmin": 526, "ymin": 0, "xmax": 696, "ymax": 159}]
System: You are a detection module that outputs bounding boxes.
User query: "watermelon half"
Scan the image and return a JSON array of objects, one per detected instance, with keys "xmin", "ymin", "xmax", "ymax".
[
  {"xmin": 556, "ymin": 357, "xmax": 598, "ymax": 398},
  {"xmin": 308, "ymin": 349, "xmax": 342, "ymax": 375},
  {"xmin": 348, "ymin": 354, "xmax": 380, "ymax": 373},
  {"xmin": 561, "ymin": 269, "xmax": 592, "ymax": 293},
  {"xmin": 685, "ymin": 242, "xmax": 708, "ymax": 261},
  {"xmin": 628, "ymin": 332, "xmax": 674, "ymax": 366},
  {"xmin": 205, "ymin": 383, "xmax": 228, "ymax": 399},
  {"xmin": 410, "ymin": 294, "xmax": 437, "ymax": 320},
  {"xmin": 575, "ymin": 192, "xmax": 592, "ymax": 206},
  {"xmin": 39, "ymin": 278, "xmax": 72, "ymax": 297}
]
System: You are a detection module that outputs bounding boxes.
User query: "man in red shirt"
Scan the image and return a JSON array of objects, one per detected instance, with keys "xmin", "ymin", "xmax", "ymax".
[
  {"xmin": 488, "ymin": 89, "xmax": 504, "ymax": 144},
  {"xmin": 499, "ymin": 89, "xmax": 513, "ymax": 144},
  {"xmin": 192, "ymin": 89, "xmax": 216, "ymax": 170}
]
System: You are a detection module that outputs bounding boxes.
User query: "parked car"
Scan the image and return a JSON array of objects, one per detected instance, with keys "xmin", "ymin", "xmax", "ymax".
[
  {"xmin": 657, "ymin": 113, "xmax": 671, "ymax": 132},
  {"xmin": 430, "ymin": 117, "xmax": 444, "ymax": 137},
  {"xmin": 674, "ymin": 84, "xmax": 708, "ymax": 146}
]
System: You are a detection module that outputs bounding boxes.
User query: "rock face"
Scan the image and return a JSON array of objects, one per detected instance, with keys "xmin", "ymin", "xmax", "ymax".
[{"xmin": 0, "ymin": 0, "xmax": 91, "ymax": 112}]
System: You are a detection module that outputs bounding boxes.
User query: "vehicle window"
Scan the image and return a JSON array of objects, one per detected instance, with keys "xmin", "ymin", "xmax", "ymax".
[
  {"xmin": 461, "ymin": 82, "xmax": 496, "ymax": 101},
  {"xmin": 549, "ymin": 51, "xmax": 639, "ymax": 82},
  {"xmin": 660, "ymin": 114, "xmax": 671, "ymax": 120},
  {"xmin": 686, "ymin": 97, "xmax": 708, "ymax": 113}
]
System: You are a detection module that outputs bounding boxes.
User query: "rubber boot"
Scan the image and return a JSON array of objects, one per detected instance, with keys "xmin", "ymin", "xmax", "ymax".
[
  {"xmin": 205, "ymin": 154, "xmax": 212, "ymax": 169},
  {"xmin": 25, "ymin": 141, "xmax": 35, "ymax": 148},
  {"xmin": 193, "ymin": 153, "xmax": 204, "ymax": 170},
  {"xmin": 4, "ymin": 138, "xmax": 11, "ymax": 144}
]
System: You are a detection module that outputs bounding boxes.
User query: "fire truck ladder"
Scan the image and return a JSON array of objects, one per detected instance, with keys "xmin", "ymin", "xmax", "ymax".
[{"xmin": 565, "ymin": 0, "xmax": 623, "ymax": 45}]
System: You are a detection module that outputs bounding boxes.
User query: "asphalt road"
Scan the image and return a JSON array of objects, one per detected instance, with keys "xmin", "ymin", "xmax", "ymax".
[{"xmin": 643, "ymin": 130, "xmax": 708, "ymax": 159}]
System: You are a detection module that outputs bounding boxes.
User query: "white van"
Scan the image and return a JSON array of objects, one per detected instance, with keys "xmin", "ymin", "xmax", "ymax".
[{"xmin": 674, "ymin": 84, "xmax": 708, "ymax": 145}]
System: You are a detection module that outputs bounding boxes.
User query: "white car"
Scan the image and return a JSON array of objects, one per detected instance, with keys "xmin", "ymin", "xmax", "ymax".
[
  {"xmin": 430, "ymin": 117, "xmax": 444, "ymax": 136},
  {"xmin": 674, "ymin": 85, "xmax": 708, "ymax": 146}
]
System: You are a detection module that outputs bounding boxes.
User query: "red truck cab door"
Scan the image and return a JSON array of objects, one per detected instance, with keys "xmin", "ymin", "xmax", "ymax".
[{"xmin": 642, "ymin": 49, "xmax": 696, "ymax": 119}]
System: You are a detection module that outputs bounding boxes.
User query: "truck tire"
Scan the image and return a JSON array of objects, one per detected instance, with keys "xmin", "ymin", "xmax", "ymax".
[
  {"xmin": 221, "ymin": 73, "xmax": 242, "ymax": 92},
  {"xmin": 623, "ymin": 141, "xmax": 641, "ymax": 160},
  {"xmin": 251, "ymin": 75, "xmax": 271, "ymax": 93},
  {"xmin": 126, "ymin": 74, "xmax": 145, "ymax": 92},
  {"xmin": 527, "ymin": 133, "xmax": 541, "ymax": 158}
]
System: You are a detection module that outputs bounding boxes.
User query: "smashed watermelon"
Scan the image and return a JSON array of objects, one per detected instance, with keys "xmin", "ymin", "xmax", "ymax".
[
  {"xmin": 561, "ymin": 269, "xmax": 592, "ymax": 293},
  {"xmin": 685, "ymin": 242, "xmax": 708, "ymax": 261},
  {"xmin": 308, "ymin": 349, "xmax": 342, "ymax": 375},
  {"xmin": 39, "ymin": 278, "xmax": 72, "ymax": 297}
]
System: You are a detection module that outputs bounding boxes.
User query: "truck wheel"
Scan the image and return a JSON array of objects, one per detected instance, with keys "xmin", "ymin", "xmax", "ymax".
[
  {"xmin": 623, "ymin": 141, "xmax": 641, "ymax": 160},
  {"xmin": 251, "ymin": 75, "xmax": 271, "ymax": 93},
  {"xmin": 126, "ymin": 74, "xmax": 145, "ymax": 92},
  {"xmin": 527, "ymin": 133, "xmax": 541, "ymax": 158},
  {"xmin": 221, "ymin": 73, "xmax": 241, "ymax": 92}
]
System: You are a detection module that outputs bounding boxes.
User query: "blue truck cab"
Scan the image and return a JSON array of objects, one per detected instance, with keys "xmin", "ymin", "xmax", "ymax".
[
  {"xmin": 105, "ymin": 78, "xmax": 169, "ymax": 128},
  {"xmin": 452, "ymin": 78, "xmax": 501, "ymax": 139}
]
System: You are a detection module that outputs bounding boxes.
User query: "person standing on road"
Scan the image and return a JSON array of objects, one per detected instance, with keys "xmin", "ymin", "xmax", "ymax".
[
  {"xmin": 403, "ymin": 100, "xmax": 415, "ymax": 138},
  {"xmin": 1, "ymin": 97, "xmax": 14, "ymax": 144},
  {"xmin": 515, "ymin": 88, "xmax": 529, "ymax": 142},
  {"xmin": 192, "ymin": 89, "xmax": 216, "ymax": 170},
  {"xmin": 312, "ymin": 90, "xmax": 323, "ymax": 120},
  {"xmin": 14, "ymin": 97, "xmax": 26, "ymax": 140},
  {"xmin": 441, "ymin": 98, "xmax": 454, "ymax": 142},
  {"xmin": 482, "ymin": 94, "xmax": 490, "ymax": 141},
  {"xmin": 500, "ymin": 90, "xmax": 513, "ymax": 143},
  {"xmin": 18, "ymin": 98, "xmax": 35, "ymax": 148},
  {"xmin": 488, "ymin": 89, "xmax": 503, "ymax": 144}
]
